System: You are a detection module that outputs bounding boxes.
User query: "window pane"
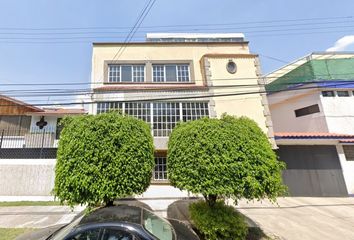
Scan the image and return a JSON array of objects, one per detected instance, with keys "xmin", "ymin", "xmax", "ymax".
[
  {"xmin": 153, "ymin": 65, "xmax": 164, "ymax": 82},
  {"xmin": 322, "ymin": 91, "xmax": 335, "ymax": 97},
  {"xmin": 108, "ymin": 65, "xmax": 120, "ymax": 82},
  {"xmin": 294, "ymin": 104, "xmax": 320, "ymax": 117},
  {"xmin": 154, "ymin": 157, "xmax": 167, "ymax": 180},
  {"xmin": 337, "ymin": 91, "xmax": 349, "ymax": 97},
  {"xmin": 182, "ymin": 102, "xmax": 209, "ymax": 121},
  {"xmin": 102, "ymin": 228, "xmax": 133, "ymax": 240},
  {"xmin": 165, "ymin": 65, "xmax": 177, "ymax": 82},
  {"xmin": 121, "ymin": 66, "xmax": 132, "ymax": 82},
  {"xmin": 143, "ymin": 210, "xmax": 173, "ymax": 240},
  {"xmin": 132, "ymin": 65, "xmax": 145, "ymax": 82},
  {"xmin": 69, "ymin": 228, "xmax": 101, "ymax": 240},
  {"xmin": 177, "ymin": 65, "xmax": 190, "ymax": 82}
]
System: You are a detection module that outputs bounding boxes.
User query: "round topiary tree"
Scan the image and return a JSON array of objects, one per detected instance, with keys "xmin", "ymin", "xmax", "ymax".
[
  {"xmin": 54, "ymin": 111, "xmax": 154, "ymax": 207},
  {"xmin": 168, "ymin": 114, "xmax": 286, "ymax": 207}
]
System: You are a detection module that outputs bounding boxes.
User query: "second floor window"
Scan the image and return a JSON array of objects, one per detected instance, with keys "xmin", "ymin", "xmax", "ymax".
[
  {"xmin": 108, "ymin": 65, "xmax": 145, "ymax": 83},
  {"xmin": 152, "ymin": 64, "xmax": 190, "ymax": 82}
]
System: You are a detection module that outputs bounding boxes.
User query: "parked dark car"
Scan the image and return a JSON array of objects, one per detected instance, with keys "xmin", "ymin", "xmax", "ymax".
[{"xmin": 16, "ymin": 204, "xmax": 199, "ymax": 240}]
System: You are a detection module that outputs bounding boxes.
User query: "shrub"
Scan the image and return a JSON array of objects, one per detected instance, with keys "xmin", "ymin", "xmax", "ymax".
[
  {"xmin": 53, "ymin": 111, "xmax": 154, "ymax": 207},
  {"xmin": 190, "ymin": 201, "xmax": 248, "ymax": 240},
  {"xmin": 168, "ymin": 115, "xmax": 286, "ymax": 206}
]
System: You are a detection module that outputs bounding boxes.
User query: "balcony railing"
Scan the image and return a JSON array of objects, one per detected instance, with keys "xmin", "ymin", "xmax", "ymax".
[{"xmin": 0, "ymin": 127, "xmax": 58, "ymax": 159}]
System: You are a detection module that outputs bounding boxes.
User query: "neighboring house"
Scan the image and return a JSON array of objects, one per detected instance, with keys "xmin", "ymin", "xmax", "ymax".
[
  {"xmin": 266, "ymin": 52, "xmax": 354, "ymax": 196},
  {"xmin": 0, "ymin": 95, "xmax": 85, "ymax": 201},
  {"xmin": 89, "ymin": 33, "xmax": 274, "ymax": 208}
]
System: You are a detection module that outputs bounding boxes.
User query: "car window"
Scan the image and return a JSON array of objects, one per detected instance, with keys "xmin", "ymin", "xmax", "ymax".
[
  {"xmin": 50, "ymin": 215, "xmax": 85, "ymax": 240},
  {"xmin": 101, "ymin": 228, "xmax": 134, "ymax": 240},
  {"xmin": 142, "ymin": 210, "xmax": 174, "ymax": 240},
  {"xmin": 66, "ymin": 228, "xmax": 102, "ymax": 240}
]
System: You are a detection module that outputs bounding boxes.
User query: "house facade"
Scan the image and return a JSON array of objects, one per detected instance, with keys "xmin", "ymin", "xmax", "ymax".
[
  {"xmin": 266, "ymin": 52, "xmax": 354, "ymax": 196},
  {"xmin": 0, "ymin": 95, "xmax": 85, "ymax": 201},
  {"xmin": 89, "ymin": 33, "xmax": 274, "ymax": 209}
]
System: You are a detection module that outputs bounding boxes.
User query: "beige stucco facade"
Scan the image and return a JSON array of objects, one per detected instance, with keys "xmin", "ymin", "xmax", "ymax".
[{"xmin": 90, "ymin": 42, "xmax": 273, "ymax": 146}]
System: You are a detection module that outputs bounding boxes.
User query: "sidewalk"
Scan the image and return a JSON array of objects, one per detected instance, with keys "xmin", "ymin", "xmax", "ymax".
[
  {"xmin": 236, "ymin": 197, "xmax": 354, "ymax": 240},
  {"xmin": 0, "ymin": 205, "xmax": 84, "ymax": 228}
]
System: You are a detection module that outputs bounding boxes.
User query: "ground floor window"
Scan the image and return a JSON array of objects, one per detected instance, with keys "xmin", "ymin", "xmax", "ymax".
[
  {"xmin": 154, "ymin": 156, "xmax": 168, "ymax": 180},
  {"xmin": 96, "ymin": 101, "xmax": 209, "ymax": 136}
]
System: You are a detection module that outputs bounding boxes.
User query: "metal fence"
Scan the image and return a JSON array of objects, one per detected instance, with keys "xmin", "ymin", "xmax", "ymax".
[{"xmin": 0, "ymin": 127, "xmax": 58, "ymax": 159}]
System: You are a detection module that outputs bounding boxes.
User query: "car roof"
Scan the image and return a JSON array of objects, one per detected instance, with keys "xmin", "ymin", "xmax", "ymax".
[{"xmin": 79, "ymin": 205, "xmax": 142, "ymax": 226}]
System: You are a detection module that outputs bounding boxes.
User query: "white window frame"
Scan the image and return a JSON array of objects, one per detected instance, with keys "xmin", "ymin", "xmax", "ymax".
[
  {"xmin": 96, "ymin": 101, "xmax": 210, "ymax": 137},
  {"xmin": 108, "ymin": 64, "xmax": 145, "ymax": 83},
  {"xmin": 152, "ymin": 64, "xmax": 190, "ymax": 82}
]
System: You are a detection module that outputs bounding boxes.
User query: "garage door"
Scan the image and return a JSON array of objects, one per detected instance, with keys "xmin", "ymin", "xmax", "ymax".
[{"xmin": 277, "ymin": 145, "xmax": 348, "ymax": 197}]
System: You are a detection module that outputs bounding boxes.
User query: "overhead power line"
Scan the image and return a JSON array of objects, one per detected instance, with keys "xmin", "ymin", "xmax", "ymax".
[
  {"xmin": 0, "ymin": 81, "xmax": 351, "ymax": 107},
  {"xmin": 0, "ymin": 15, "xmax": 352, "ymax": 31}
]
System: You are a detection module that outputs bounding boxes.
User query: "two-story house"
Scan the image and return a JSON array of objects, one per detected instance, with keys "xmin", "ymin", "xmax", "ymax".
[
  {"xmin": 266, "ymin": 52, "xmax": 354, "ymax": 197},
  {"xmin": 89, "ymin": 33, "xmax": 274, "ymax": 210}
]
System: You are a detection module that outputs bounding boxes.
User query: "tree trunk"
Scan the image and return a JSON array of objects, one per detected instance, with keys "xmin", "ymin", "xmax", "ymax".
[
  {"xmin": 206, "ymin": 194, "xmax": 217, "ymax": 207},
  {"xmin": 105, "ymin": 200, "xmax": 114, "ymax": 207}
]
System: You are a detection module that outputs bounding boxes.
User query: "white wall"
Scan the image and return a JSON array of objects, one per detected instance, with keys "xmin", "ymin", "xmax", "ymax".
[
  {"xmin": 321, "ymin": 90, "xmax": 354, "ymax": 134},
  {"xmin": 268, "ymin": 89, "xmax": 328, "ymax": 132},
  {"xmin": 336, "ymin": 145, "xmax": 354, "ymax": 195},
  {"xmin": 30, "ymin": 116, "xmax": 59, "ymax": 132},
  {"xmin": 0, "ymin": 159, "xmax": 56, "ymax": 199}
]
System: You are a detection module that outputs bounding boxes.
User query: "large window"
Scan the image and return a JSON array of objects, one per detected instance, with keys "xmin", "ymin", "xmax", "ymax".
[
  {"xmin": 97, "ymin": 101, "xmax": 209, "ymax": 136},
  {"xmin": 152, "ymin": 64, "xmax": 190, "ymax": 82},
  {"xmin": 108, "ymin": 65, "xmax": 145, "ymax": 83}
]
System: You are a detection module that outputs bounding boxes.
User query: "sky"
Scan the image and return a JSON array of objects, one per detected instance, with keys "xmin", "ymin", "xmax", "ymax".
[{"xmin": 1, "ymin": 0, "xmax": 354, "ymax": 106}]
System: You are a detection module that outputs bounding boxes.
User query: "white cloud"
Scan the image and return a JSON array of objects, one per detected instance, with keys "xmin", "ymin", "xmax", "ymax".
[{"xmin": 326, "ymin": 35, "xmax": 354, "ymax": 51}]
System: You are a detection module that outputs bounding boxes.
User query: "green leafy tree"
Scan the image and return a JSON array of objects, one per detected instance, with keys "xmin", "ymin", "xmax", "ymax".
[
  {"xmin": 54, "ymin": 111, "xmax": 154, "ymax": 207},
  {"xmin": 168, "ymin": 115, "xmax": 286, "ymax": 207}
]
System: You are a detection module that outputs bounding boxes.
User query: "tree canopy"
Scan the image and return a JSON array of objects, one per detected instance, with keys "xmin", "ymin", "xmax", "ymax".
[
  {"xmin": 167, "ymin": 115, "xmax": 286, "ymax": 206},
  {"xmin": 54, "ymin": 111, "xmax": 155, "ymax": 207}
]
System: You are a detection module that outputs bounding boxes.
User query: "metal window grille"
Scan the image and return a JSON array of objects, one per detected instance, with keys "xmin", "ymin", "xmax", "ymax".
[
  {"xmin": 124, "ymin": 102, "xmax": 151, "ymax": 122},
  {"xmin": 97, "ymin": 102, "xmax": 123, "ymax": 114},
  {"xmin": 96, "ymin": 101, "xmax": 209, "ymax": 136},
  {"xmin": 153, "ymin": 102, "xmax": 180, "ymax": 137},
  {"xmin": 182, "ymin": 102, "xmax": 209, "ymax": 121},
  {"xmin": 154, "ymin": 157, "xmax": 167, "ymax": 180}
]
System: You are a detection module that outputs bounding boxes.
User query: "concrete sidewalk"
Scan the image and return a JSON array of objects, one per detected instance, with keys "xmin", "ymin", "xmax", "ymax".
[
  {"xmin": 0, "ymin": 205, "xmax": 84, "ymax": 228},
  {"xmin": 236, "ymin": 197, "xmax": 354, "ymax": 240}
]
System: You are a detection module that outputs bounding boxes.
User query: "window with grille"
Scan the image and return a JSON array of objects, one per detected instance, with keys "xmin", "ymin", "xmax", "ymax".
[
  {"xmin": 153, "ymin": 102, "xmax": 180, "ymax": 137},
  {"xmin": 182, "ymin": 102, "xmax": 209, "ymax": 121},
  {"xmin": 154, "ymin": 157, "xmax": 167, "ymax": 180},
  {"xmin": 96, "ymin": 101, "xmax": 209, "ymax": 136},
  {"xmin": 108, "ymin": 65, "xmax": 145, "ymax": 82},
  {"xmin": 152, "ymin": 64, "xmax": 190, "ymax": 82}
]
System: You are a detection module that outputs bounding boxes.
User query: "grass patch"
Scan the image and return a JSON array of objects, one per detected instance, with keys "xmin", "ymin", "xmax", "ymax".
[
  {"xmin": 0, "ymin": 228, "xmax": 34, "ymax": 240},
  {"xmin": 0, "ymin": 201, "xmax": 61, "ymax": 207}
]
